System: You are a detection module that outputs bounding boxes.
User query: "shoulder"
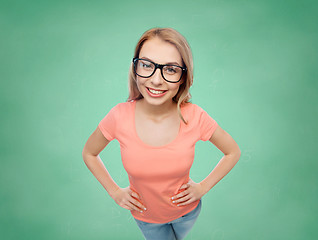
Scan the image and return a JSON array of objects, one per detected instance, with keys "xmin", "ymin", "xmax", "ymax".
[
  {"xmin": 100, "ymin": 101, "xmax": 134, "ymax": 120},
  {"xmin": 114, "ymin": 100, "xmax": 135, "ymax": 108},
  {"xmin": 182, "ymin": 102, "xmax": 217, "ymax": 125},
  {"xmin": 181, "ymin": 102, "xmax": 206, "ymax": 115},
  {"xmin": 108, "ymin": 101, "xmax": 134, "ymax": 113}
]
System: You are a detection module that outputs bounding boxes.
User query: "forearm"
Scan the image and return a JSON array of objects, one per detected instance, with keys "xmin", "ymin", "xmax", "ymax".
[
  {"xmin": 200, "ymin": 152, "xmax": 240, "ymax": 195},
  {"xmin": 83, "ymin": 154, "xmax": 119, "ymax": 198}
]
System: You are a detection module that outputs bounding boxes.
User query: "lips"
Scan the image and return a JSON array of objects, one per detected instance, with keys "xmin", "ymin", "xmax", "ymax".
[
  {"xmin": 148, "ymin": 87, "xmax": 165, "ymax": 94},
  {"xmin": 146, "ymin": 87, "xmax": 168, "ymax": 97}
]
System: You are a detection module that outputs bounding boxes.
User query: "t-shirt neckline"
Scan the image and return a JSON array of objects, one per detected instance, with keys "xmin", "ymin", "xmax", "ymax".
[{"xmin": 132, "ymin": 100, "xmax": 184, "ymax": 149}]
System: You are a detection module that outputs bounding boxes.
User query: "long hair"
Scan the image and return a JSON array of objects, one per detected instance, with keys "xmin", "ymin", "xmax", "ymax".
[{"xmin": 128, "ymin": 27, "xmax": 193, "ymax": 123}]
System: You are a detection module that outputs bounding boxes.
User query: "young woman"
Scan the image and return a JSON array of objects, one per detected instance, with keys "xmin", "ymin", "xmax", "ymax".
[{"xmin": 82, "ymin": 27, "xmax": 241, "ymax": 240}]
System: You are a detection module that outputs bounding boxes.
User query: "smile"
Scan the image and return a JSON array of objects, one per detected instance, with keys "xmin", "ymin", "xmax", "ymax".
[
  {"xmin": 149, "ymin": 88, "xmax": 165, "ymax": 94},
  {"xmin": 146, "ymin": 87, "xmax": 167, "ymax": 97}
]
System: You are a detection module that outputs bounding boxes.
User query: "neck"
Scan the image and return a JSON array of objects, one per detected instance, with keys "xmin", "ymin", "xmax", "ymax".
[{"xmin": 138, "ymin": 99, "xmax": 177, "ymax": 120}]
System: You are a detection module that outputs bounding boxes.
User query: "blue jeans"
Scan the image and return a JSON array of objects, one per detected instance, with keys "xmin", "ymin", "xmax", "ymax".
[{"xmin": 134, "ymin": 200, "xmax": 202, "ymax": 240}]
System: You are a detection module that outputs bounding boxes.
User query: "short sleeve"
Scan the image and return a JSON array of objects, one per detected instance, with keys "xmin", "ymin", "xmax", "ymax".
[
  {"xmin": 98, "ymin": 106, "xmax": 117, "ymax": 141},
  {"xmin": 199, "ymin": 108, "xmax": 218, "ymax": 141}
]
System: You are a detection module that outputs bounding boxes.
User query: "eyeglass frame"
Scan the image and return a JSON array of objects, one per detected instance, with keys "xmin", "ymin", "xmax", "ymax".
[{"xmin": 132, "ymin": 57, "xmax": 187, "ymax": 83}]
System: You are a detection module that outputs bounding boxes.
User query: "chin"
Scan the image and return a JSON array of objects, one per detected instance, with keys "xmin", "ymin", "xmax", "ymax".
[
  {"xmin": 144, "ymin": 97, "xmax": 170, "ymax": 106},
  {"xmin": 138, "ymin": 85, "xmax": 179, "ymax": 107}
]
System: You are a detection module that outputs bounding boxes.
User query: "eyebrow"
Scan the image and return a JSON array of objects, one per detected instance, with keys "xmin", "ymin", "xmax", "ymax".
[{"xmin": 140, "ymin": 56, "xmax": 182, "ymax": 66}]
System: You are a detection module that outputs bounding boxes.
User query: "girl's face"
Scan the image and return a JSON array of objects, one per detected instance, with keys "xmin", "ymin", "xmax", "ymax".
[{"xmin": 136, "ymin": 37, "xmax": 183, "ymax": 107}]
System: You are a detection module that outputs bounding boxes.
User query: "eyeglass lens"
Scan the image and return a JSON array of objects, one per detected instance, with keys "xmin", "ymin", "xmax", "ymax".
[{"xmin": 135, "ymin": 59, "xmax": 183, "ymax": 82}]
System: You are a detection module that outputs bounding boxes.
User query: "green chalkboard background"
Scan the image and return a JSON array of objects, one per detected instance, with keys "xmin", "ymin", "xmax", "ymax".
[{"xmin": 1, "ymin": 0, "xmax": 317, "ymax": 239}]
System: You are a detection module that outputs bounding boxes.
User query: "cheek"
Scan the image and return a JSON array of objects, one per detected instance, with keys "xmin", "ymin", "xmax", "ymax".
[
  {"xmin": 136, "ymin": 77, "xmax": 145, "ymax": 89},
  {"xmin": 170, "ymin": 83, "xmax": 181, "ymax": 93}
]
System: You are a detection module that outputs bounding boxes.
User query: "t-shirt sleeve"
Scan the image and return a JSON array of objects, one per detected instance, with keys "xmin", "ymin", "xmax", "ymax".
[
  {"xmin": 199, "ymin": 107, "xmax": 219, "ymax": 141},
  {"xmin": 98, "ymin": 106, "xmax": 117, "ymax": 141}
]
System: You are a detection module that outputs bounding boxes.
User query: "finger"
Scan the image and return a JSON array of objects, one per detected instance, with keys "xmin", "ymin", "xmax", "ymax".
[
  {"xmin": 129, "ymin": 197, "xmax": 147, "ymax": 211},
  {"xmin": 173, "ymin": 194, "xmax": 191, "ymax": 204},
  {"xmin": 120, "ymin": 203, "xmax": 133, "ymax": 211},
  {"xmin": 179, "ymin": 184, "xmax": 189, "ymax": 190},
  {"xmin": 124, "ymin": 199, "xmax": 143, "ymax": 212},
  {"xmin": 130, "ymin": 191, "xmax": 141, "ymax": 200},
  {"xmin": 171, "ymin": 190, "xmax": 189, "ymax": 201},
  {"xmin": 125, "ymin": 194, "xmax": 145, "ymax": 211},
  {"xmin": 176, "ymin": 198, "xmax": 194, "ymax": 206}
]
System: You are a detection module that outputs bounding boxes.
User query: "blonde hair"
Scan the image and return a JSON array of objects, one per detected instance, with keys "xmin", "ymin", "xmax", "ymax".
[{"xmin": 127, "ymin": 27, "xmax": 193, "ymax": 123}]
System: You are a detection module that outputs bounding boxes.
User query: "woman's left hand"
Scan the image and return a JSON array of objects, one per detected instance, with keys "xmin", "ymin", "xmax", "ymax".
[{"xmin": 171, "ymin": 179, "xmax": 206, "ymax": 206}]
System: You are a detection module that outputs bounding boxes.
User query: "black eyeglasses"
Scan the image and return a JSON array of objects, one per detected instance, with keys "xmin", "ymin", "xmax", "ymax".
[{"xmin": 133, "ymin": 58, "xmax": 187, "ymax": 83}]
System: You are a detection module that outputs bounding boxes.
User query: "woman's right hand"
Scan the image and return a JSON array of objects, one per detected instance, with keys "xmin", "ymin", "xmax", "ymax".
[{"xmin": 111, "ymin": 187, "xmax": 147, "ymax": 213}]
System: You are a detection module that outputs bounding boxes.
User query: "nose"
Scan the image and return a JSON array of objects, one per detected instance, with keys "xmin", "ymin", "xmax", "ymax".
[{"xmin": 150, "ymin": 68, "xmax": 164, "ymax": 86}]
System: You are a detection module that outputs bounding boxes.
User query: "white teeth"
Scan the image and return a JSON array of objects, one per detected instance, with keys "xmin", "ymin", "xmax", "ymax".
[{"xmin": 149, "ymin": 88, "xmax": 164, "ymax": 94}]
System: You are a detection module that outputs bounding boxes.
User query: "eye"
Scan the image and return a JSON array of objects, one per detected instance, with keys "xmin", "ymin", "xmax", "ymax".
[
  {"xmin": 164, "ymin": 66, "xmax": 179, "ymax": 75},
  {"xmin": 139, "ymin": 60, "xmax": 153, "ymax": 69}
]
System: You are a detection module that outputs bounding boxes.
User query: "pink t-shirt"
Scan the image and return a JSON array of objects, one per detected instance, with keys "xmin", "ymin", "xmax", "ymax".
[{"xmin": 98, "ymin": 101, "xmax": 218, "ymax": 223}]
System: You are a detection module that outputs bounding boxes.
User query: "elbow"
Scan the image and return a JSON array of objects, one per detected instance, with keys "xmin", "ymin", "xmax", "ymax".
[
  {"xmin": 235, "ymin": 147, "xmax": 241, "ymax": 162},
  {"xmin": 228, "ymin": 146, "xmax": 241, "ymax": 163},
  {"xmin": 82, "ymin": 147, "xmax": 98, "ymax": 164},
  {"xmin": 236, "ymin": 149, "xmax": 241, "ymax": 162},
  {"xmin": 225, "ymin": 150, "xmax": 240, "ymax": 163},
  {"xmin": 82, "ymin": 149, "xmax": 88, "ymax": 163},
  {"xmin": 82, "ymin": 148, "xmax": 91, "ymax": 163}
]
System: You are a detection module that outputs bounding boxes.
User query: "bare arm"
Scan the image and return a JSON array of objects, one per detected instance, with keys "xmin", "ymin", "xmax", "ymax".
[
  {"xmin": 171, "ymin": 125, "xmax": 241, "ymax": 205},
  {"xmin": 82, "ymin": 126, "xmax": 120, "ymax": 197},
  {"xmin": 200, "ymin": 125, "xmax": 241, "ymax": 194},
  {"xmin": 82, "ymin": 126, "xmax": 146, "ymax": 212}
]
